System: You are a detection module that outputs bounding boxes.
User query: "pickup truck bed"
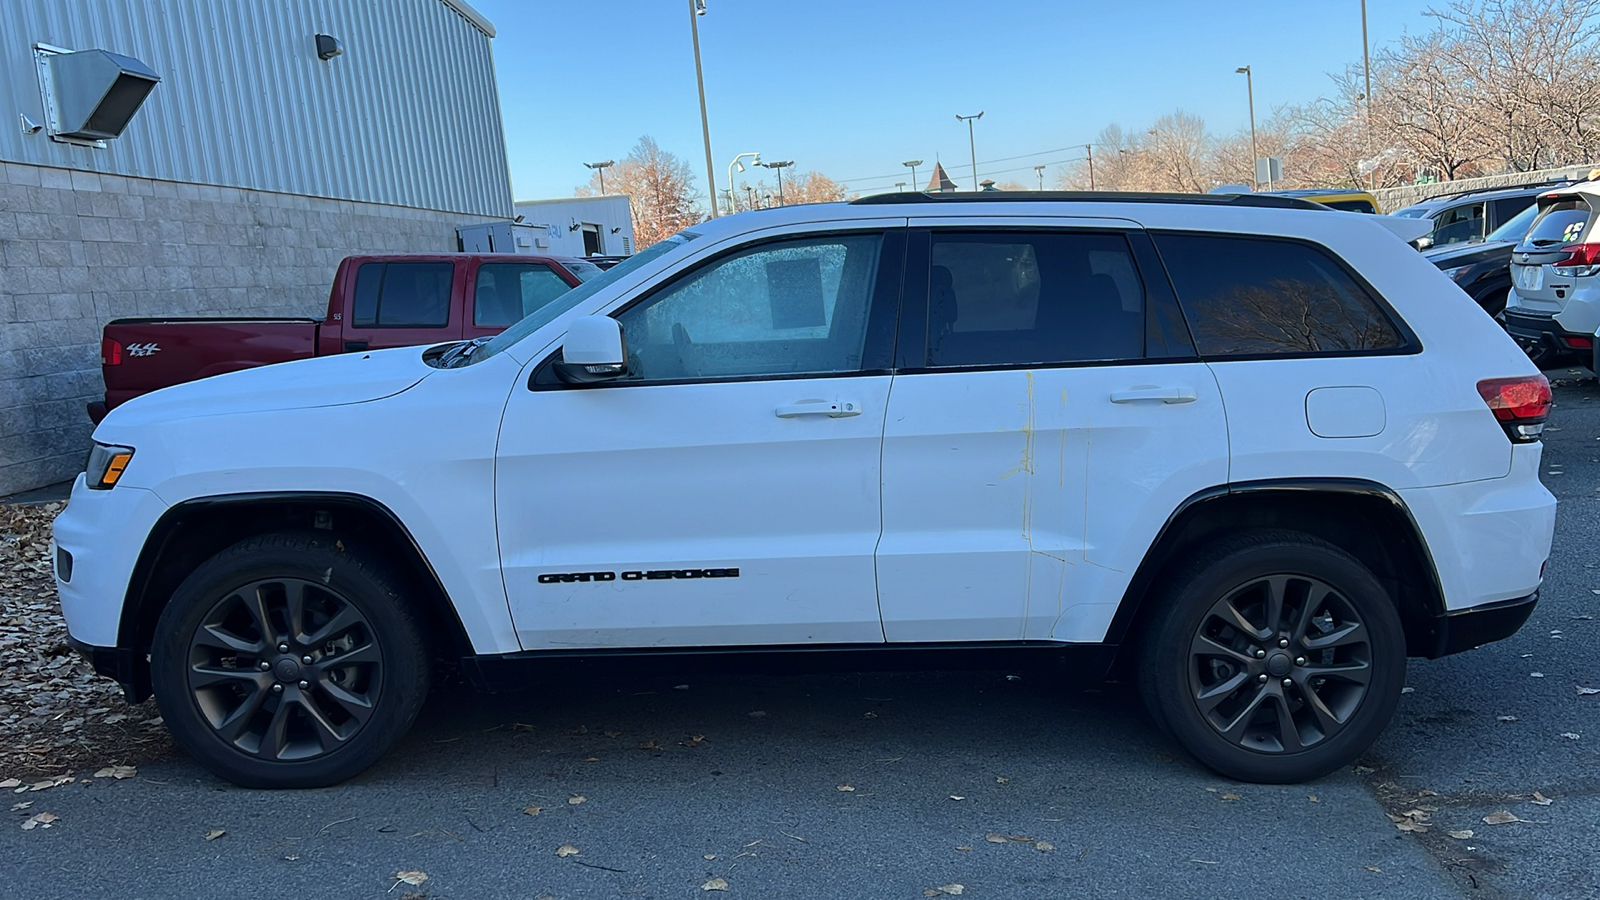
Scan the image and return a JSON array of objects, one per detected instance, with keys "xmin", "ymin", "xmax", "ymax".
[{"xmin": 99, "ymin": 318, "xmax": 320, "ymax": 417}]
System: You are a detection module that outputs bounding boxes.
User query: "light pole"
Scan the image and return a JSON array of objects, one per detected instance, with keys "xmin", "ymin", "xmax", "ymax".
[
  {"xmin": 688, "ymin": 0, "xmax": 719, "ymax": 217},
  {"xmin": 726, "ymin": 151, "xmax": 760, "ymax": 213},
  {"xmin": 955, "ymin": 112, "xmax": 983, "ymax": 191},
  {"xmin": 1034, "ymin": 165, "xmax": 1047, "ymax": 190},
  {"xmin": 895, "ymin": 181, "xmax": 907, "ymax": 192},
  {"xmin": 760, "ymin": 160, "xmax": 794, "ymax": 205},
  {"xmin": 1086, "ymin": 144, "xmax": 1095, "ymax": 190},
  {"xmin": 1361, "ymin": 0, "xmax": 1374, "ymax": 189},
  {"xmin": 903, "ymin": 159, "xmax": 923, "ymax": 192},
  {"xmin": 1235, "ymin": 66, "xmax": 1259, "ymax": 189},
  {"xmin": 583, "ymin": 160, "xmax": 615, "ymax": 194}
]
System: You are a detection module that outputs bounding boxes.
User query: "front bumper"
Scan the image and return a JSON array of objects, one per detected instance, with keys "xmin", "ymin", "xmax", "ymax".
[{"xmin": 1427, "ymin": 592, "xmax": 1538, "ymax": 657}]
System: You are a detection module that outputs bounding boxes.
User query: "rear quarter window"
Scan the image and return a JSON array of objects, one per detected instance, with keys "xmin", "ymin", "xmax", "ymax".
[{"xmin": 1154, "ymin": 233, "xmax": 1407, "ymax": 357}]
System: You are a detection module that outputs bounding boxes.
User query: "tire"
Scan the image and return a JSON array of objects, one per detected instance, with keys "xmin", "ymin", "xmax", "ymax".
[
  {"xmin": 1138, "ymin": 530, "xmax": 1405, "ymax": 783},
  {"xmin": 150, "ymin": 531, "xmax": 431, "ymax": 788}
]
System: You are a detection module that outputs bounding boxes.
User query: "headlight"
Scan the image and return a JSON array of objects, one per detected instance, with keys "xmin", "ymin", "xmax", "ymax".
[
  {"xmin": 85, "ymin": 443, "xmax": 135, "ymax": 490},
  {"xmin": 1441, "ymin": 265, "xmax": 1473, "ymax": 282}
]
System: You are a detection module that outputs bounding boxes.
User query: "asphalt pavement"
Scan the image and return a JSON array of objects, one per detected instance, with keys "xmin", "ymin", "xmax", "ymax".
[{"xmin": 6, "ymin": 375, "xmax": 1600, "ymax": 900}]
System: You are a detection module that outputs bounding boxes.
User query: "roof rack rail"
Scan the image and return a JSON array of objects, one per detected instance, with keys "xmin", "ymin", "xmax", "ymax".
[{"xmin": 849, "ymin": 190, "xmax": 1325, "ymax": 210}]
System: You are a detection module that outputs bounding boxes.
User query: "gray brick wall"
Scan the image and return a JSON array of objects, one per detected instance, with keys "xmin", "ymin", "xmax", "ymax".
[
  {"xmin": 1371, "ymin": 164, "xmax": 1598, "ymax": 213},
  {"xmin": 0, "ymin": 162, "xmax": 500, "ymax": 496}
]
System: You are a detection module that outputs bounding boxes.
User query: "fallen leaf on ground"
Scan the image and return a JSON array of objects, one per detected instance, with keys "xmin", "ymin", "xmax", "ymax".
[
  {"xmin": 19, "ymin": 812, "xmax": 58, "ymax": 830},
  {"xmin": 394, "ymin": 871, "xmax": 428, "ymax": 886},
  {"xmin": 955, "ymin": 845, "xmax": 972, "ymax": 851},
  {"xmin": 1530, "ymin": 672, "xmax": 1545, "ymax": 678},
  {"xmin": 1578, "ymin": 687, "xmax": 1600, "ymax": 696},
  {"xmin": 1399, "ymin": 808, "xmax": 1432, "ymax": 822},
  {"xmin": 949, "ymin": 795, "xmax": 965, "ymax": 801},
  {"xmin": 1531, "ymin": 792, "xmax": 1554, "ymax": 806},
  {"xmin": 555, "ymin": 845, "xmax": 579, "ymax": 858},
  {"xmin": 701, "ymin": 877, "xmax": 729, "ymax": 891},
  {"xmin": 1364, "ymin": 865, "xmax": 1382, "ymax": 873},
  {"xmin": 523, "ymin": 806, "xmax": 541, "ymax": 816},
  {"xmin": 0, "ymin": 779, "xmax": 19, "ymax": 790},
  {"xmin": 567, "ymin": 725, "xmax": 588, "ymax": 735},
  {"xmin": 1034, "ymin": 841, "xmax": 1055, "ymax": 852},
  {"xmin": 933, "ymin": 885, "xmax": 964, "ymax": 895},
  {"xmin": 985, "ymin": 833, "xmax": 1008, "ymax": 843},
  {"xmin": 568, "ymin": 795, "xmax": 586, "ymax": 805},
  {"xmin": 94, "ymin": 765, "xmax": 136, "ymax": 779},
  {"xmin": 203, "ymin": 828, "xmax": 226, "ymax": 841},
  {"xmin": 1401, "ymin": 687, "xmax": 1415, "ymax": 694},
  {"xmin": 1498, "ymin": 716, "xmax": 1518, "ymax": 722},
  {"xmin": 1308, "ymin": 795, "xmax": 1319, "ymax": 803},
  {"xmin": 996, "ymin": 776, "xmax": 1010, "ymax": 783},
  {"xmin": 1482, "ymin": 811, "xmax": 1523, "ymax": 825},
  {"xmin": 836, "ymin": 784, "xmax": 856, "ymax": 792},
  {"xmin": 1561, "ymin": 733, "xmax": 1582, "ymax": 740},
  {"xmin": 1219, "ymin": 791, "xmax": 1241, "ymax": 802},
  {"xmin": 1006, "ymin": 834, "xmax": 1035, "ymax": 842},
  {"xmin": 703, "ymin": 854, "xmax": 715, "ymax": 860},
  {"xmin": 682, "ymin": 734, "xmax": 706, "ymax": 748},
  {"xmin": 603, "ymin": 730, "xmax": 622, "ymax": 738},
  {"xmin": 1448, "ymin": 830, "xmax": 1474, "ymax": 839},
  {"xmin": 639, "ymin": 740, "xmax": 661, "ymax": 750}
]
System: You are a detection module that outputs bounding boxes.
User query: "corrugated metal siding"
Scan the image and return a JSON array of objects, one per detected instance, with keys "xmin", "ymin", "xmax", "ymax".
[{"xmin": 0, "ymin": 0, "xmax": 512, "ymax": 217}]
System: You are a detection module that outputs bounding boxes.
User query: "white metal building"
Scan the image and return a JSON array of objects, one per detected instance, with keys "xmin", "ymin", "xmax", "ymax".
[
  {"xmin": 0, "ymin": 0, "xmax": 516, "ymax": 494},
  {"xmin": 512, "ymin": 195, "xmax": 635, "ymax": 259}
]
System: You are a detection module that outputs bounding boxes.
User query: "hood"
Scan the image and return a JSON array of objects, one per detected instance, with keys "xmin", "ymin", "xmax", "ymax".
[
  {"xmin": 99, "ymin": 345, "xmax": 436, "ymax": 430},
  {"xmin": 1424, "ymin": 239, "xmax": 1515, "ymax": 268}
]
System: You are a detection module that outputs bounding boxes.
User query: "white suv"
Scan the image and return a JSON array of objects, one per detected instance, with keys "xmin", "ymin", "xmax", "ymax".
[
  {"xmin": 1503, "ymin": 183, "xmax": 1600, "ymax": 363},
  {"xmin": 54, "ymin": 192, "xmax": 1556, "ymax": 788}
]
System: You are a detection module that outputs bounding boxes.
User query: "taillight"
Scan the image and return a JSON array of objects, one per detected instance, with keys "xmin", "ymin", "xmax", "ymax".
[
  {"xmin": 1552, "ymin": 242, "xmax": 1600, "ymax": 274},
  {"xmin": 1566, "ymin": 336, "xmax": 1595, "ymax": 349},
  {"xmin": 101, "ymin": 338, "xmax": 122, "ymax": 366},
  {"xmin": 1477, "ymin": 375, "xmax": 1552, "ymax": 442}
]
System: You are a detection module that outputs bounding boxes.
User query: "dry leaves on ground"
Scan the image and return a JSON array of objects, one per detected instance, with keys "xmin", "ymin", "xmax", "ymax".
[
  {"xmin": 1482, "ymin": 810, "xmax": 1525, "ymax": 825},
  {"xmin": 1448, "ymin": 829, "xmax": 1474, "ymax": 839},
  {"xmin": 204, "ymin": 828, "xmax": 226, "ymax": 841},
  {"xmin": 567, "ymin": 795, "xmax": 586, "ymax": 805},
  {"xmin": 1531, "ymin": 791, "xmax": 1554, "ymax": 806},
  {"xmin": 701, "ymin": 877, "xmax": 729, "ymax": 891},
  {"xmin": 19, "ymin": 811, "xmax": 57, "ymax": 830},
  {"xmin": 393, "ymin": 870, "xmax": 428, "ymax": 886},
  {"xmin": 555, "ymin": 845, "xmax": 580, "ymax": 858},
  {"xmin": 0, "ymin": 502, "xmax": 171, "ymax": 776},
  {"xmin": 924, "ymin": 885, "xmax": 964, "ymax": 896}
]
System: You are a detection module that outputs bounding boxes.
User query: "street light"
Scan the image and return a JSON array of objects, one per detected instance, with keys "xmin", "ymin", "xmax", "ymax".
[
  {"xmin": 955, "ymin": 112, "xmax": 983, "ymax": 191},
  {"xmin": 895, "ymin": 181, "xmax": 907, "ymax": 191},
  {"xmin": 727, "ymin": 151, "xmax": 760, "ymax": 212},
  {"xmin": 688, "ymin": 0, "xmax": 718, "ymax": 216},
  {"xmin": 1034, "ymin": 164, "xmax": 1047, "ymax": 191},
  {"xmin": 903, "ymin": 159, "xmax": 923, "ymax": 192},
  {"xmin": 583, "ymin": 160, "xmax": 615, "ymax": 194},
  {"xmin": 760, "ymin": 159, "xmax": 794, "ymax": 205},
  {"xmin": 1236, "ymin": 66, "xmax": 1259, "ymax": 189}
]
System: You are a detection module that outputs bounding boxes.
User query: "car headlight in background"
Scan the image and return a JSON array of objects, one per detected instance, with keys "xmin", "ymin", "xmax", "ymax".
[
  {"xmin": 1441, "ymin": 265, "xmax": 1473, "ymax": 283},
  {"xmin": 85, "ymin": 443, "xmax": 134, "ymax": 490}
]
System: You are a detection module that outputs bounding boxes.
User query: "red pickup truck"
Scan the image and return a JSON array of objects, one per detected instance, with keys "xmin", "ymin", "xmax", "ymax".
[{"xmin": 91, "ymin": 252, "xmax": 600, "ymax": 422}]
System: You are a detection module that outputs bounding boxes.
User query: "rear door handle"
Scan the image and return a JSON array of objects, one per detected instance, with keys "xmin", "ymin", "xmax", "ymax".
[
  {"xmin": 775, "ymin": 399, "xmax": 861, "ymax": 418},
  {"xmin": 344, "ymin": 340, "xmax": 369, "ymax": 351},
  {"xmin": 1110, "ymin": 386, "xmax": 1197, "ymax": 404}
]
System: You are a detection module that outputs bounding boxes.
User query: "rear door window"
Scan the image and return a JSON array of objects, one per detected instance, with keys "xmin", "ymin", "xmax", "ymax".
[
  {"xmin": 1522, "ymin": 199, "xmax": 1592, "ymax": 249},
  {"xmin": 352, "ymin": 262, "xmax": 454, "ymax": 328},
  {"xmin": 1154, "ymin": 233, "xmax": 1406, "ymax": 357},
  {"xmin": 1430, "ymin": 202, "xmax": 1485, "ymax": 246}
]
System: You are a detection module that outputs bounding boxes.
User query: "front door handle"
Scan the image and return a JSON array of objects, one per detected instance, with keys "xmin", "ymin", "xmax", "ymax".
[
  {"xmin": 775, "ymin": 399, "xmax": 861, "ymax": 418},
  {"xmin": 1110, "ymin": 386, "xmax": 1197, "ymax": 404},
  {"xmin": 344, "ymin": 340, "xmax": 370, "ymax": 351}
]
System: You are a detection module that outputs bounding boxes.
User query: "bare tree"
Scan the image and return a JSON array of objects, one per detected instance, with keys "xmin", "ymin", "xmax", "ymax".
[{"xmin": 578, "ymin": 136, "xmax": 706, "ymax": 249}]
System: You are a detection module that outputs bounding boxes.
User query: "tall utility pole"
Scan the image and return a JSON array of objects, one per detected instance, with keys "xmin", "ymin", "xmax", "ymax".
[
  {"xmin": 903, "ymin": 159, "xmax": 922, "ymax": 192},
  {"xmin": 583, "ymin": 160, "xmax": 615, "ymax": 194},
  {"xmin": 1236, "ymin": 66, "xmax": 1258, "ymax": 189},
  {"xmin": 760, "ymin": 160, "xmax": 794, "ymax": 205},
  {"xmin": 1086, "ymin": 144, "xmax": 1095, "ymax": 190},
  {"xmin": 956, "ymin": 112, "xmax": 984, "ymax": 191},
  {"xmin": 1361, "ymin": 0, "xmax": 1374, "ymax": 190},
  {"xmin": 689, "ymin": 0, "xmax": 718, "ymax": 217}
]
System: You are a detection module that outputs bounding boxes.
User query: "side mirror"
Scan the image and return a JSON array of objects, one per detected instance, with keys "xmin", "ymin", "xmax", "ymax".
[
  {"xmin": 554, "ymin": 315, "xmax": 628, "ymax": 384},
  {"xmin": 1413, "ymin": 235, "xmax": 1434, "ymax": 251}
]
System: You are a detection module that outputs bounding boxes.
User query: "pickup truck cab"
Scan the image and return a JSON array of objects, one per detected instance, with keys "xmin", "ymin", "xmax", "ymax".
[
  {"xmin": 90, "ymin": 252, "xmax": 600, "ymax": 421},
  {"xmin": 56, "ymin": 192, "xmax": 1553, "ymax": 789}
]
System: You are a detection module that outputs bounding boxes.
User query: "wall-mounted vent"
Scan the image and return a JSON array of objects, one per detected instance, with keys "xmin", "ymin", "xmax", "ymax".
[{"xmin": 34, "ymin": 44, "xmax": 160, "ymax": 146}]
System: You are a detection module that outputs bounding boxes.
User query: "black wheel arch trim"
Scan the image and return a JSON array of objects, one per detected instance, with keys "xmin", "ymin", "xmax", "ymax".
[
  {"xmin": 117, "ymin": 491, "xmax": 473, "ymax": 671},
  {"xmin": 1103, "ymin": 477, "xmax": 1454, "ymax": 657}
]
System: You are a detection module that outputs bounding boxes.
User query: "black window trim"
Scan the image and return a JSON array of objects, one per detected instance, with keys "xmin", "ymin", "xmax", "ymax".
[
  {"xmin": 1147, "ymin": 228, "xmax": 1423, "ymax": 363},
  {"xmin": 529, "ymin": 227, "xmax": 907, "ymax": 391},
  {"xmin": 892, "ymin": 224, "xmax": 1201, "ymax": 377}
]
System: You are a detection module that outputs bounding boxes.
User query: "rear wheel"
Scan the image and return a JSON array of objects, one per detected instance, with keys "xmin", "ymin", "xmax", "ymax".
[
  {"xmin": 1139, "ymin": 531, "xmax": 1405, "ymax": 783},
  {"xmin": 150, "ymin": 532, "xmax": 430, "ymax": 788}
]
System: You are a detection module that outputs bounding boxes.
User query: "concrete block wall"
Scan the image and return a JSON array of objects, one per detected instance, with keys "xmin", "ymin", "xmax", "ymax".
[
  {"xmin": 0, "ymin": 162, "xmax": 498, "ymax": 496},
  {"xmin": 1371, "ymin": 164, "xmax": 1597, "ymax": 213}
]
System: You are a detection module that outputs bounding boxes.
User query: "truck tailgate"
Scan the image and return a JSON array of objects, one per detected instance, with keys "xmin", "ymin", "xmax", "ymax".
[{"xmin": 101, "ymin": 318, "xmax": 320, "ymax": 415}]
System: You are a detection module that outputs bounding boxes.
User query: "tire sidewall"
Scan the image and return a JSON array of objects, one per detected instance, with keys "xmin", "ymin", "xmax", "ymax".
[
  {"xmin": 150, "ymin": 533, "xmax": 429, "ymax": 789},
  {"xmin": 1148, "ymin": 539, "xmax": 1406, "ymax": 784}
]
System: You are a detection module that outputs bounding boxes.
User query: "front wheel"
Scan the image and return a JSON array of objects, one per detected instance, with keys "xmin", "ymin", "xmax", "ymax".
[
  {"xmin": 150, "ymin": 532, "xmax": 431, "ymax": 788},
  {"xmin": 1139, "ymin": 531, "xmax": 1405, "ymax": 783}
]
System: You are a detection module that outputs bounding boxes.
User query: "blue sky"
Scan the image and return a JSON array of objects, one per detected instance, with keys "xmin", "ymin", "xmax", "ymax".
[{"xmin": 471, "ymin": 0, "xmax": 1441, "ymax": 203}]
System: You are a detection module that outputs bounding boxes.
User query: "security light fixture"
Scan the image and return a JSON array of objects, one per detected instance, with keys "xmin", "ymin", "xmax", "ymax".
[
  {"xmin": 316, "ymin": 34, "xmax": 343, "ymax": 60},
  {"xmin": 33, "ymin": 43, "xmax": 160, "ymax": 146}
]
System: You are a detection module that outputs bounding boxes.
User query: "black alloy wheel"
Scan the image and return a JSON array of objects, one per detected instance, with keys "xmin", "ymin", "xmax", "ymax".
[
  {"xmin": 151, "ymin": 532, "xmax": 430, "ymax": 788},
  {"xmin": 187, "ymin": 577, "xmax": 382, "ymax": 761},
  {"xmin": 1140, "ymin": 530, "xmax": 1405, "ymax": 783}
]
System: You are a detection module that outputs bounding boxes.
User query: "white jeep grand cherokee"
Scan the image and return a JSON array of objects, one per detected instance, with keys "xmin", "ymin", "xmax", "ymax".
[{"xmin": 54, "ymin": 192, "xmax": 1556, "ymax": 788}]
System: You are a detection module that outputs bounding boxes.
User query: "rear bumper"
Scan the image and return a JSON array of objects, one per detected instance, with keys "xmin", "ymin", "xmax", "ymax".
[
  {"xmin": 1501, "ymin": 308, "xmax": 1592, "ymax": 357},
  {"xmin": 1428, "ymin": 592, "xmax": 1537, "ymax": 657}
]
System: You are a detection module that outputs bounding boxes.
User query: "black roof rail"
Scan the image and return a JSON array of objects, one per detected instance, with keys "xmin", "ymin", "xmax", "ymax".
[{"xmin": 850, "ymin": 190, "xmax": 1325, "ymax": 210}]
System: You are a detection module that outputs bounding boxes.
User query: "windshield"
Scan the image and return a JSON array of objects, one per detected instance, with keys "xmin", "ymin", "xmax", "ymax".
[
  {"xmin": 1392, "ymin": 207, "xmax": 1431, "ymax": 219},
  {"xmin": 1486, "ymin": 202, "xmax": 1539, "ymax": 243},
  {"xmin": 469, "ymin": 233, "xmax": 697, "ymax": 364}
]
